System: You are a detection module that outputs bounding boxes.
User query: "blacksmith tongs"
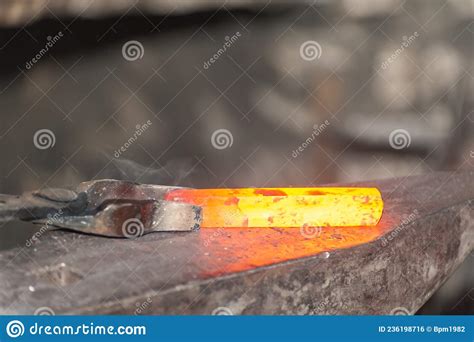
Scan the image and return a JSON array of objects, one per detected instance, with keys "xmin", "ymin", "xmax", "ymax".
[{"xmin": 0, "ymin": 179, "xmax": 201, "ymax": 237}]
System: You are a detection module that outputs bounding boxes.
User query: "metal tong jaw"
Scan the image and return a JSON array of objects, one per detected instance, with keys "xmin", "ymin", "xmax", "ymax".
[{"xmin": 0, "ymin": 180, "xmax": 202, "ymax": 238}]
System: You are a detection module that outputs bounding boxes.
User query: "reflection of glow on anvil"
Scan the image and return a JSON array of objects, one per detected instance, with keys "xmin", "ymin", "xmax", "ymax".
[{"xmin": 165, "ymin": 187, "xmax": 384, "ymax": 228}]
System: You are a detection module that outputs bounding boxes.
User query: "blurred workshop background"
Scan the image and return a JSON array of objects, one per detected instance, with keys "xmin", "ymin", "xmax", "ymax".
[{"xmin": 0, "ymin": 0, "xmax": 473, "ymax": 314}]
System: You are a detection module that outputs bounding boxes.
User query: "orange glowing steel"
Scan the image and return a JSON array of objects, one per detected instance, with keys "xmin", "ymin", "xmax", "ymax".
[{"xmin": 165, "ymin": 187, "xmax": 383, "ymax": 228}]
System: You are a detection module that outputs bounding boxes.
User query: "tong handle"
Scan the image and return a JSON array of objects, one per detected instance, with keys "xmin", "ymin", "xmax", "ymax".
[{"xmin": 0, "ymin": 188, "xmax": 86, "ymax": 223}]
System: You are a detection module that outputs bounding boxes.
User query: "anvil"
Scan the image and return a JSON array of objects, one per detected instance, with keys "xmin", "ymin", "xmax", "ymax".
[{"xmin": 0, "ymin": 172, "xmax": 472, "ymax": 315}]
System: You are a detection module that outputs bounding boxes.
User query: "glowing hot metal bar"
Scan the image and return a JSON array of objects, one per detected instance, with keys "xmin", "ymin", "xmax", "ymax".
[{"xmin": 165, "ymin": 187, "xmax": 384, "ymax": 228}]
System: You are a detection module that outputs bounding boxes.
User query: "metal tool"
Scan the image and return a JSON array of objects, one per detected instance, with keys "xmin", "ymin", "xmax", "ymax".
[
  {"xmin": 0, "ymin": 179, "xmax": 202, "ymax": 237},
  {"xmin": 0, "ymin": 179, "xmax": 383, "ymax": 238}
]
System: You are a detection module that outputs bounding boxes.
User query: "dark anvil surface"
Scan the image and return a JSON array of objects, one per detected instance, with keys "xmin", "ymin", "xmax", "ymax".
[{"xmin": 0, "ymin": 171, "xmax": 473, "ymax": 314}]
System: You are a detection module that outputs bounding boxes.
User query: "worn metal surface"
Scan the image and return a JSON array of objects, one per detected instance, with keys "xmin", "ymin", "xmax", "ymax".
[{"xmin": 0, "ymin": 171, "xmax": 472, "ymax": 314}]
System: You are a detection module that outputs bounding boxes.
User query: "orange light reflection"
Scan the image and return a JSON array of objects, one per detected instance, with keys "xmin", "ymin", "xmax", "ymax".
[
  {"xmin": 194, "ymin": 220, "xmax": 391, "ymax": 277},
  {"xmin": 165, "ymin": 187, "xmax": 387, "ymax": 277}
]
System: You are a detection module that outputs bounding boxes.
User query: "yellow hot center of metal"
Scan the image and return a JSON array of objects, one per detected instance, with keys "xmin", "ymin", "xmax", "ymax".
[{"xmin": 165, "ymin": 187, "xmax": 384, "ymax": 228}]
